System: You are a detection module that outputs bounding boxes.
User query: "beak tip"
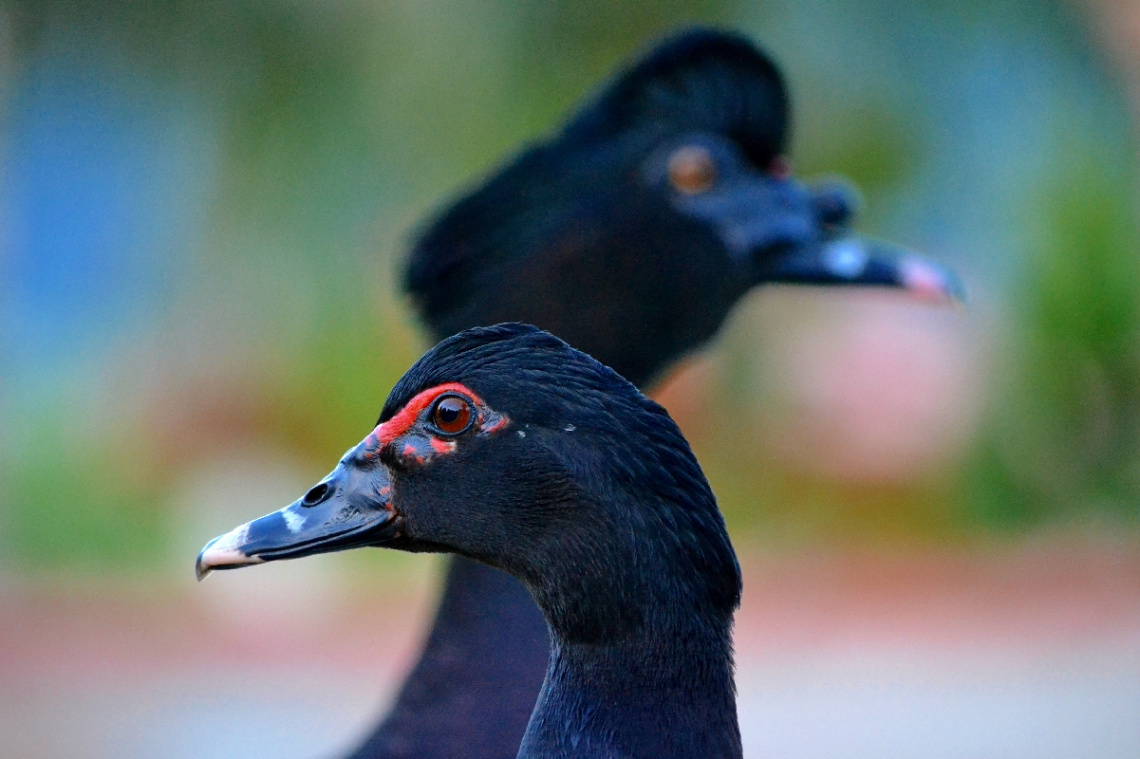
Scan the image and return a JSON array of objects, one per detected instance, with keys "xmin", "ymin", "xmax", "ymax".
[
  {"xmin": 194, "ymin": 526, "xmax": 262, "ymax": 581},
  {"xmin": 899, "ymin": 256, "xmax": 967, "ymax": 306},
  {"xmin": 195, "ymin": 553, "xmax": 212, "ymax": 582}
]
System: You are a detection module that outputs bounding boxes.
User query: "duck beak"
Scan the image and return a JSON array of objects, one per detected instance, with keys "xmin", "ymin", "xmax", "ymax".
[
  {"xmin": 678, "ymin": 172, "xmax": 964, "ymax": 304},
  {"xmin": 195, "ymin": 454, "xmax": 398, "ymax": 581},
  {"xmin": 758, "ymin": 236, "xmax": 967, "ymax": 304}
]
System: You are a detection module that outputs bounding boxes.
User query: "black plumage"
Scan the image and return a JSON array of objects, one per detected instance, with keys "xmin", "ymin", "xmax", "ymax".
[
  {"xmin": 354, "ymin": 26, "xmax": 960, "ymax": 759},
  {"xmin": 198, "ymin": 324, "xmax": 744, "ymax": 759},
  {"xmin": 372, "ymin": 30, "xmax": 801, "ymax": 759}
]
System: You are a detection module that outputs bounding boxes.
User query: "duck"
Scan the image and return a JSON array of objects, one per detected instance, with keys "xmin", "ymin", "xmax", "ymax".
[
  {"xmin": 338, "ymin": 26, "xmax": 961, "ymax": 759},
  {"xmin": 198, "ymin": 323, "xmax": 746, "ymax": 759}
]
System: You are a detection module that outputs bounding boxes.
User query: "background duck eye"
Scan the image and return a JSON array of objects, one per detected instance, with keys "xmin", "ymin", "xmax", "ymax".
[
  {"xmin": 667, "ymin": 145, "xmax": 717, "ymax": 194},
  {"xmin": 433, "ymin": 395, "xmax": 472, "ymax": 434}
]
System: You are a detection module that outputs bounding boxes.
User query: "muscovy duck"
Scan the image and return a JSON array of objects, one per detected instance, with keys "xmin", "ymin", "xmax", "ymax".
[
  {"xmin": 198, "ymin": 323, "xmax": 745, "ymax": 759},
  {"xmin": 339, "ymin": 27, "xmax": 961, "ymax": 759}
]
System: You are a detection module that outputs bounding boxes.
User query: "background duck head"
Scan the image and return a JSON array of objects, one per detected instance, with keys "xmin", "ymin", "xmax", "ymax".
[{"xmin": 405, "ymin": 28, "xmax": 961, "ymax": 387}]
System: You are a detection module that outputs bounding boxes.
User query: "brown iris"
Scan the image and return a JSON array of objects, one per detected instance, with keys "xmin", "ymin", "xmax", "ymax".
[
  {"xmin": 667, "ymin": 145, "xmax": 717, "ymax": 194},
  {"xmin": 432, "ymin": 395, "xmax": 473, "ymax": 435}
]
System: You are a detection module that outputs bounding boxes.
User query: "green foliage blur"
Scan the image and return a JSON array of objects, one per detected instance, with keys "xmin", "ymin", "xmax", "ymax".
[{"xmin": 2, "ymin": 0, "xmax": 1137, "ymax": 576}]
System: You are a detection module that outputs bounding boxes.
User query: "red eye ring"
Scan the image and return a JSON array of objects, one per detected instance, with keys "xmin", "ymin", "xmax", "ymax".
[{"xmin": 431, "ymin": 395, "xmax": 474, "ymax": 435}]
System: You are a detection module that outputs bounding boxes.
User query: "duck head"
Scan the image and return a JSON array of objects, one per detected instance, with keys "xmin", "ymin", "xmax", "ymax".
[
  {"xmin": 196, "ymin": 324, "xmax": 740, "ymax": 642},
  {"xmin": 404, "ymin": 28, "xmax": 963, "ymax": 387}
]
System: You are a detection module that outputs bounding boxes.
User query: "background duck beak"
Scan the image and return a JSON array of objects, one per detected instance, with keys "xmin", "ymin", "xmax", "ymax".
[
  {"xmin": 759, "ymin": 236, "xmax": 967, "ymax": 304},
  {"xmin": 195, "ymin": 460, "xmax": 397, "ymax": 580},
  {"xmin": 680, "ymin": 173, "xmax": 963, "ymax": 304}
]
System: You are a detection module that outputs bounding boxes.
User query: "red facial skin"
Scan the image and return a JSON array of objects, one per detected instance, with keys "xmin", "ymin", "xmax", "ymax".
[{"xmin": 359, "ymin": 383, "xmax": 508, "ymax": 469}]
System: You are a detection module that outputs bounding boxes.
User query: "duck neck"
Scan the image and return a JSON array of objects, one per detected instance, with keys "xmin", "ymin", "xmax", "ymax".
[{"xmin": 518, "ymin": 606, "xmax": 741, "ymax": 759}]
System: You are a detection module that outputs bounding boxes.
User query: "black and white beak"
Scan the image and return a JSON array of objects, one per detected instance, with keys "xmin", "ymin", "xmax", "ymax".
[
  {"xmin": 195, "ymin": 447, "xmax": 399, "ymax": 580},
  {"xmin": 760, "ymin": 236, "xmax": 966, "ymax": 303}
]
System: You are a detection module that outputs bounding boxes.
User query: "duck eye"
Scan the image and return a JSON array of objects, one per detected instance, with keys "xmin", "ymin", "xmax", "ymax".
[
  {"xmin": 432, "ymin": 395, "xmax": 473, "ymax": 435},
  {"xmin": 667, "ymin": 145, "xmax": 717, "ymax": 194}
]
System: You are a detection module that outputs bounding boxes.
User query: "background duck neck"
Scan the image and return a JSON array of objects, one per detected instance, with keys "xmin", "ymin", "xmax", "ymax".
[{"xmin": 347, "ymin": 557, "xmax": 548, "ymax": 758}]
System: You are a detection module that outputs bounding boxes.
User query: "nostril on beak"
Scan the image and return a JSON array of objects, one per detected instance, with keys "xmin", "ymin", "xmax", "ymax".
[
  {"xmin": 301, "ymin": 482, "xmax": 331, "ymax": 508},
  {"xmin": 811, "ymin": 180, "xmax": 860, "ymax": 229}
]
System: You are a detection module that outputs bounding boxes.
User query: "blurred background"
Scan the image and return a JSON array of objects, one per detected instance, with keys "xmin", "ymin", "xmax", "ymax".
[{"xmin": 1, "ymin": 1, "xmax": 1138, "ymax": 757}]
